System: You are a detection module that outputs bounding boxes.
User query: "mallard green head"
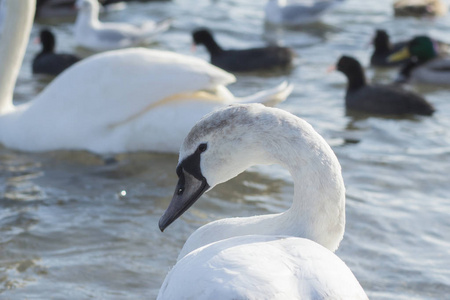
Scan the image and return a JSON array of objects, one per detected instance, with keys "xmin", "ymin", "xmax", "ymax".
[
  {"xmin": 388, "ymin": 36, "xmax": 437, "ymax": 63},
  {"xmin": 408, "ymin": 36, "xmax": 438, "ymax": 60}
]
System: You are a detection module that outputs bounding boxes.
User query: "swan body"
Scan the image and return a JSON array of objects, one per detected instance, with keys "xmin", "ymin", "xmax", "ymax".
[
  {"xmin": 159, "ymin": 236, "xmax": 367, "ymax": 299},
  {"xmin": 158, "ymin": 104, "xmax": 368, "ymax": 299},
  {"xmin": 265, "ymin": 0, "xmax": 344, "ymax": 26},
  {"xmin": 0, "ymin": 0, "xmax": 292, "ymax": 154},
  {"xmin": 74, "ymin": 0, "xmax": 171, "ymax": 51}
]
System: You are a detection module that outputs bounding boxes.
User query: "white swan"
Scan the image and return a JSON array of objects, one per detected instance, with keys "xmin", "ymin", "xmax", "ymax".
[
  {"xmin": 158, "ymin": 104, "xmax": 368, "ymax": 299},
  {"xmin": 0, "ymin": 0, "xmax": 292, "ymax": 154},
  {"xmin": 265, "ymin": 0, "xmax": 345, "ymax": 26},
  {"xmin": 74, "ymin": 0, "xmax": 172, "ymax": 51}
]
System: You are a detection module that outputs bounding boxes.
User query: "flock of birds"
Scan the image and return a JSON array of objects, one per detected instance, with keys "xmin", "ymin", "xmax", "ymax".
[{"xmin": 1, "ymin": 0, "xmax": 449, "ymax": 299}]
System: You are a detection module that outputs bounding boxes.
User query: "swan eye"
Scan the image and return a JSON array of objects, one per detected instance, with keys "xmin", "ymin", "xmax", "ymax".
[
  {"xmin": 177, "ymin": 187, "xmax": 184, "ymax": 195},
  {"xmin": 198, "ymin": 143, "xmax": 207, "ymax": 153}
]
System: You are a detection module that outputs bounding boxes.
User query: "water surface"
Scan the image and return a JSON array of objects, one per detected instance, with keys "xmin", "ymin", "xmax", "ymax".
[{"xmin": 2, "ymin": 0, "xmax": 450, "ymax": 299}]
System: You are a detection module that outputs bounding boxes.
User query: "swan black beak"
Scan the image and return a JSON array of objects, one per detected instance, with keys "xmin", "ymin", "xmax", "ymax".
[{"xmin": 159, "ymin": 166, "xmax": 209, "ymax": 232}]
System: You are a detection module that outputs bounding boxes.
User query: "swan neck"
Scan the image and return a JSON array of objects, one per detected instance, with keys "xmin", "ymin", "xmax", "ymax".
[
  {"xmin": 264, "ymin": 125, "xmax": 346, "ymax": 251},
  {"xmin": 0, "ymin": 0, "xmax": 35, "ymax": 113},
  {"xmin": 178, "ymin": 111, "xmax": 346, "ymax": 258}
]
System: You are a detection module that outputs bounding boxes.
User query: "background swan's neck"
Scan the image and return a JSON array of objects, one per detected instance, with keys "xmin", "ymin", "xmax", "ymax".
[
  {"xmin": 0, "ymin": 0, "xmax": 35, "ymax": 114},
  {"xmin": 87, "ymin": 1, "xmax": 100, "ymax": 26}
]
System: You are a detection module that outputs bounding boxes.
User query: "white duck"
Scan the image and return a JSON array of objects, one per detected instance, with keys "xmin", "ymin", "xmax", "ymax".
[
  {"xmin": 265, "ymin": 0, "xmax": 345, "ymax": 26},
  {"xmin": 0, "ymin": 0, "xmax": 292, "ymax": 154},
  {"xmin": 158, "ymin": 104, "xmax": 368, "ymax": 299},
  {"xmin": 74, "ymin": 0, "xmax": 172, "ymax": 51}
]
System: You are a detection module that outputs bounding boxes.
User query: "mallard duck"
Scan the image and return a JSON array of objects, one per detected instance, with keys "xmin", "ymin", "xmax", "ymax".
[
  {"xmin": 192, "ymin": 28, "xmax": 295, "ymax": 73},
  {"xmin": 393, "ymin": 0, "xmax": 448, "ymax": 17},
  {"xmin": 336, "ymin": 55, "xmax": 434, "ymax": 116},
  {"xmin": 371, "ymin": 29, "xmax": 449, "ymax": 67},
  {"xmin": 389, "ymin": 36, "xmax": 450, "ymax": 85}
]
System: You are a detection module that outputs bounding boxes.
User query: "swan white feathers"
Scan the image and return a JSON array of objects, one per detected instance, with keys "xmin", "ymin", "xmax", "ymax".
[
  {"xmin": 0, "ymin": 0, "xmax": 293, "ymax": 154},
  {"xmin": 159, "ymin": 236, "xmax": 366, "ymax": 299},
  {"xmin": 74, "ymin": 0, "xmax": 172, "ymax": 51},
  {"xmin": 158, "ymin": 104, "xmax": 368, "ymax": 299}
]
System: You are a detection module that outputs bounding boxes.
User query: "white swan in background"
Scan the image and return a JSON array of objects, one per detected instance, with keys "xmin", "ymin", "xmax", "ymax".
[
  {"xmin": 265, "ymin": 0, "xmax": 345, "ymax": 26},
  {"xmin": 74, "ymin": 0, "xmax": 172, "ymax": 51},
  {"xmin": 0, "ymin": 0, "xmax": 292, "ymax": 154},
  {"xmin": 158, "ymin": 104, "xmax": 368, "ymax": 299}
]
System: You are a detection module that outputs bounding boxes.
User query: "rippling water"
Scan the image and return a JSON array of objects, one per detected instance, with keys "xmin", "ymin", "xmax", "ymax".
[{"xmin": 2, "ymin": 0, "xmax": 450, "ymax": 299}]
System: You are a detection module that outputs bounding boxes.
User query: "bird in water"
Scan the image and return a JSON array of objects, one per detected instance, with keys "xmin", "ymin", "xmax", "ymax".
[
  {"xmin": 33, "ymin": 29, "xmax": 81, "ymax": 76},
  {"xmin": 335, "ymin": 55, "xmax": 434, "ymax": 116},
  {"xmin": 158, "ymin": 103, "xmax": 368, "ymax": 300},
  {"xmin": 192, "ymin": 28, "xmax": 295, "ymax": 73},
  {"xmin": 370, "ymin": 29, "xmax": 409, "ymax": 67},
  {"xmin": 389, "ymin": 36, "xmax": 450, "ymax": 86},
  {"xmin": 74, "ymin": 0, "xmax": 172, "ymax": 51}
]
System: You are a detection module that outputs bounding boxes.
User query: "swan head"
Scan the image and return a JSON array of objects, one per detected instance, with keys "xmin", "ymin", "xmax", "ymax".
[
  {"xmin": 159, "ymin": 104, "xmax": 278, "ymax": 231},
  {"xmin": 159, "ymin": 104, "xmax": 346, "ymax": 252}
]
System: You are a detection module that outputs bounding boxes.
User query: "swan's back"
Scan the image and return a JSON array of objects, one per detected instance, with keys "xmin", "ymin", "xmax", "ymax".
[
  {"xmin": 32, "ymin": 48, "xmax": 235, "ymax": 116},
  {"xmin": 3, "ymin": 48, "xmax": 235, "ymax": 153},
  {"xmin": 25, "ymin": 48, "xmax": 234, "ymax": 132},
  {"xmin": 158, "ymin": 236, "xmax": 367, "ymax": 300}
]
